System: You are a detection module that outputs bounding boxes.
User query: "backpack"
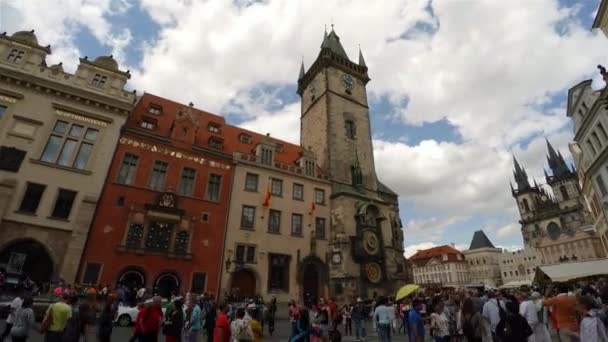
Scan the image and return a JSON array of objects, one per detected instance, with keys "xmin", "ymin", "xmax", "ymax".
[{"xmin": 62, "ymin": 306, "xmax": 82, "ymax": 342}]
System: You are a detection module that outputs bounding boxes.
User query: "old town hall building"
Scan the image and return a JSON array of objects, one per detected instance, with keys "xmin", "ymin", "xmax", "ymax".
[
  {"xmin": 298, "ymin": 28, "xmax": 407, "ymax": 300},
  {"xmin": 511, "ymin": 141, "xmax": 605, "ymax": 264}
]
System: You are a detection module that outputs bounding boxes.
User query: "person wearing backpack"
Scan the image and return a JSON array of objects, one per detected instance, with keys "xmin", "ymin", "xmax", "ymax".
[
  {"xmin": 495, "ymin": 297, "xmax": 532, "ymax": 342},
  {"xmin": 9, "ymin": 296, "xmax": 34, "ymax": 342},
  {"xmin": 482, "ymin": 292, "xmax": 505, "ymax": 340},
  {"xmin": 461, "ymin": 298, "xmax": 483, "ymax": 342},
  {"xmin": 519, "ymin": 292, "xmax": 551, "ymax": 342}
]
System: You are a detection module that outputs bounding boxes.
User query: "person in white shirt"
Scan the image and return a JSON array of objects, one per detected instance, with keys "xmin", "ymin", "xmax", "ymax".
[
  {"xmin": 430, "ymin": 299, "xmax": 450, "ymax": 342},
  {"xmin": 136, "ymin": 287, "xmax": 146, "ymax": 301},
  {"xmin": 577, "ymin": 295, "xmax": 608, "ymax": 342},
  {"xmin": 482, "ymin": 292, "xmax": 505, "ymax": 336},
  {"xmin": 374, "ymin": 297, "xmax": 393, "ymax": 342},
  {"xmin": 0, "ymin": 290, "xmax": 23, "ymax": 342},
  {"xmin": 519, "ymin": 291, "xmax": 551, "ymax": 342}
]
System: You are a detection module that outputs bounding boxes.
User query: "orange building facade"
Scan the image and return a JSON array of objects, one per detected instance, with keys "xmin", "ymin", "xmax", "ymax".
[{"xmin": 78, "ymin": 93, "xmax": 233, "ymax": 297}]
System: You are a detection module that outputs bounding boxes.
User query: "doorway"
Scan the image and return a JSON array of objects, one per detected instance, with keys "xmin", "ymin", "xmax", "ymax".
[
  {"xmin": 302, "ymin": 264, "xmax": 320, "ymax": 302},
  {"xmin": 0, "ymin": 239, "xmax": 54, "ymax": 284},
  {"xmin": 231, "ymin": 269, "xmax": 256, "ymax": 299},
  {"xmin": 155, "ymin": 272, "xmax": 180, "ymax": 298}
]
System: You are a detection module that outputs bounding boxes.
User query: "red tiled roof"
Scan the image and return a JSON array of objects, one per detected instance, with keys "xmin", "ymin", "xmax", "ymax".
[
  {"xmin": 409, "ymin": 245, "xmax": 465, "ymax": 266},
  {"xmin": 130, "ymin": 93, "xmax": 308, "ymax": 167}
]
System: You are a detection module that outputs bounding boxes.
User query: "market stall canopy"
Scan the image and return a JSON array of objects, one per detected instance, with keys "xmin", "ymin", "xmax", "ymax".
[
  {"xmin": 500, "ymin": 280, "xmax": 531, "ymax": 289},
  {"xmin": 534, "ymin": 259, "xmax": 608, "ymax": 283}
]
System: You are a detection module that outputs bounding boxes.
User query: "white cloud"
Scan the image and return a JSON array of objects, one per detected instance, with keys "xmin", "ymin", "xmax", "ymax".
[
  {"xmin": 403, "ymin": 216, "xmax": 467, "ymax": 242},
  {"xmin": 496, "ymin": 223, "xmax": 521, "ymax": 238}
]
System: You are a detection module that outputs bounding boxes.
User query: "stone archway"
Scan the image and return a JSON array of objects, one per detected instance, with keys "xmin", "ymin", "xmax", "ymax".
[
  {"xmin": 117, "ymin": 266, "xmax": 146, "ymax": 290},
  {"xmin": 155, "ymin": 272, "xmax": 180, "ymax": 298},
  {"xmin": 231, "ymin": 269, "xmax": 256, "ymax": 299},
  {"xmin": 298, "ymin": 255, "xmax": 329, "ymax": 305},
  {"xmin": 0, "ymin": 239, "xmax": 54, "ymax": 283}
]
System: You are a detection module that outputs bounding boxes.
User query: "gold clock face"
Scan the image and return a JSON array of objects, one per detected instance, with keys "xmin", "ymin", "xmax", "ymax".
[
  {"xmin": 362, "ymin": 230, "xmax": 380, "ymax": 256},
  {"xmin": 365, "ymin": 262, "xmax": 382, "ymax": 284}
]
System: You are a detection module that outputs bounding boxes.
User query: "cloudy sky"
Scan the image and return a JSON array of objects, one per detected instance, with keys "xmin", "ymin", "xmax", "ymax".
[{"xmin": 2, "ymin": 0, "xmax": 608, "ymax": 257}]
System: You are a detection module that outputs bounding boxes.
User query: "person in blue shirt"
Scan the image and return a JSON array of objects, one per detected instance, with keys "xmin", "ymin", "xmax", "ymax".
[
  {"xmin": 184, "ymin": 300, "xmax": 202, "ymax": 342},
  {"xmin": 408, "ymin": 299, "xmax": 425, "ymax": 342},
  {"xmin": 373, "ymin": 297, "xmax": 392, "ymax": 342}
]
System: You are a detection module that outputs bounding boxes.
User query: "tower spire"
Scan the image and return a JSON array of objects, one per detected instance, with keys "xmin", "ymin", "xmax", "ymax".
[
  {"xmin": 358, "ymin": 45, "xmax": 366, "ymax": 67},
  {"xmin": 545, "ymin": 138, "xmax": 571, "ymax": 181},
  {"xmin": 299, "ymin": 59, "xmax": 305, "ymax": 80},
  {"xmin": 512, "ymin": 154, "xmax": 530, "ymax": 191}
]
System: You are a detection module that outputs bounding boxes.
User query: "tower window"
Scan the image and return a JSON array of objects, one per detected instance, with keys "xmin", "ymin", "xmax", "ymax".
[
  {"xmin": 91, "ymin": 73, "xmax": 108, "ymax": 87},
  {"xmin": 596, "ymin": 175, "xmax": 608, "ymax": 196},
  {"xmin": 560, "ymin": 185, "xmax": 569, "ymax": 201},
  {"xmin": 6, "ymin": 49, "xmax": 24, "ymax": 63},
  {"xmin": 304, "ymin": 160, "xmax": 315, "ymax": 177},
  {"xmin": 522, "ymin": 199, "xmax": 530, "ymax": 212},
  {"xmin": 345, "ymin": 120, "xmax": 356, "ymax": 139},
  {"xmin": 587, "ymin": 139, "xmax": 598, "ymax": 155},
  {"xmin": 598, "ymin": 123, "xmax": 608, "ymax": 141},
  {"xmin": 147, "ymin": 104, "xmax": 162, "ymax": 115}
]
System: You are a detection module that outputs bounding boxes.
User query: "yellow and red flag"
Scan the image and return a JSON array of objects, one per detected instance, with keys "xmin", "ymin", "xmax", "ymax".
[{"xmin": 263, "ymin": 183, "xmax": 272, "ymax": 208}]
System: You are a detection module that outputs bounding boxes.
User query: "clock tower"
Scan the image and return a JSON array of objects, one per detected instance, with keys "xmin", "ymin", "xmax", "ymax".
[{"xmin": 298, "ymin": 28, "xmax": 407, "ymax": 299}]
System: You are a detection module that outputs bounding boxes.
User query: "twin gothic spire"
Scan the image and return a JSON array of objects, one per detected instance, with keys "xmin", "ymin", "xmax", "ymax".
[{"xmin": 512, "ymin": 139, "xmax": 576, "ymax": 191}]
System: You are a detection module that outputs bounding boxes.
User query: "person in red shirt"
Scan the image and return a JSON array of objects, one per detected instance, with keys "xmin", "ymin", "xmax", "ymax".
[
  {"xmin": 129, "ymin": 302, "xmax": 146, "ymax": 342},
  {"xmin": 140, "ymin": 296, "xmax": 164, "ymax": 342},
  {"xmin": 213, "ymin": 303, "xmax": 230, "ymax": 342}
]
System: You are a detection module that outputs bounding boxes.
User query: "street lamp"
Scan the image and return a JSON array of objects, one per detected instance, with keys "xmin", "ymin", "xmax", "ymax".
[{"xmin": 224, "ymin": 256, "xmax": 244, "ymax": 273}]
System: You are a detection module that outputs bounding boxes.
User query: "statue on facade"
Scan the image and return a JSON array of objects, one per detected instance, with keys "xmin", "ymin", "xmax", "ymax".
[{"xmin": 331, "ymin": 206, "xmax": 345, "ymax": 234}]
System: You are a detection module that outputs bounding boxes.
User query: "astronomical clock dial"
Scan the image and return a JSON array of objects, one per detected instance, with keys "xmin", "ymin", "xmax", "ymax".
[
  {"xmin": 332, "ymin": 252, "xmax": 342, "ymax": 264},
  {"xmin": 365, "ymin": 262, "xmax": 382, "ymax": 284},
  {"xmin": 362, "ymin": 230, "xmax": 380, "ymax": 256},
  {"xmin": 342, "ymin": 73, "xmax": 354, "ymax": 90}
]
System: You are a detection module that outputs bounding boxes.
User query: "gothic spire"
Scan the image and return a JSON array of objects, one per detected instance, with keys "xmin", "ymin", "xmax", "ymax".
[
  {"xmin": 298, "ymin": 60, "xmax": 305, "ymax": 80},
  {"xmin": 320, "ymin": 26, "xmax": 349, "ymax": 59},
  {"xmin": 513, "ymin": 155, "xmax": 530, "ymax": 191},
  {"xmin": 358, "ymin": 46, "xmax": 366, "ymax": 67},
  {"xmin": 545, "ymin": 138, "xmax": 571, "ymax": 181}
]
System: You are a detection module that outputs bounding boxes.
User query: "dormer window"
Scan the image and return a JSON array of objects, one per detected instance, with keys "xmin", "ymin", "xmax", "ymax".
[
  {"xmin": 260, "ymin": 147, "xmax": 273, "ymax": 165},
  {"xmin": 239, "ymin": 134, "xmax": 252, "ymax": 144},
  {"xmin": 304, "ymin": 160, "xmax": 315, "ymax": 177},
  {"xmin": 147, "ymin": 104, "xmax": 162, "ymax": 115},
  {"xmin": 208, "ymin": 137, "xmax": 224, "ymax": 149},
  {"xmin": 91, "ymin": 73, "xmax": 108, "ymax": 87},
  {"xmin": 208, "ymin": 123, "xmax": 220, "ymax": 133},
  {"xmin": 6, "ymin": 49, "xmax": 24, "ymax": 63},
  {"xmin": 140, "ymin": 117, "xmax": 157, "ymax": 130}
]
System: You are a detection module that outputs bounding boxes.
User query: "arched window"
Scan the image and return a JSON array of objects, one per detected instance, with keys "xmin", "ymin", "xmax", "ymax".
[
  {"xmin": 345, "ymin": 120, "xmax": 356, "ymax": 139},
  {"xmin": 522, "ymin": 199, "xmax": 530, "ymax": 212},
  {"xmin": 174, "ymin": 231, "xmax": 190, "ymax": 255},
  {"xmin": 560, "ymin": 185, "xmax": 569, "ymax": 200},
  {"xmin": 126, "ymin": 223, "xmax": 144, "ymax": 248}
]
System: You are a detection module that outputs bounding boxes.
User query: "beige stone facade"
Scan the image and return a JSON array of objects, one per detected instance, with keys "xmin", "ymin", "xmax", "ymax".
[
  {"xmin": 0, "ymin": 30, "xmax": 134, "ymax": 285},
  {"xmin": 219, "ymin": 147, "xmax": 332, "ymax": 305},
  {"xmin": 463, "ymin": 248, "xmax": 502, "ymax": 288},
  {"xmin": 499, "ymin": 248, "xmax": 540, "ymax": 285},
  {"xmin": 410, "ymin": 245, "xmax": 469, "ymax": 287},
  {"xmin": 594, "ymin": 0, "xmax": 608, "ymax": 38}
]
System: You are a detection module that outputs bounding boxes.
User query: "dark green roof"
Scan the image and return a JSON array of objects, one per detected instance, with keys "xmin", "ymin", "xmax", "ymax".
[
  {"xmin": 469, "ymin": 230, "xmax": 495, "ymax": 250},
  {"xmin": 321, "ymin": 29, "xmax": 349, "ymax": 60}
]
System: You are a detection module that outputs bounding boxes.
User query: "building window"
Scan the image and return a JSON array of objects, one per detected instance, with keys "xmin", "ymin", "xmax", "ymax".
[
  {"xmin": 18, "ymin": 183, "xmax": 46, "ymax": 213},
  {"xmin": 173, "ymin": 231, "xmax": 190, "ymax": 254},
  {"xmin": 206, "ymin": 174, "xmax": 222, "ymax": 201},
  {"xmin": 245, "ymin": 173, "xmax": 258, "ymax": 192},
  {"xmin": 40, "ymin": 121, "xmax": 98, "ymax": 170},
  {"xmin": 116, "ymin": 154, "xmax": 139, "ymax": 185},
  {"xmin": 592, "ymin": 131, "xmax": 603, "ymax": 149},
  {"xmin": 268, "ymin": 254, "xmax": 290, "ymax": 292},
  {"xmin": 91, "ymin": 73, "xmax": 108, "ymax": 87},
  {"xmin": 345, "ymin": 120, "xmax": 356, "ymax": 139},
  {"xmin": 191, "ymin": 273, "xmax": 206, "ymax": 293},
  {"xmin": 147, "ymin": 104, "xmax": 162, "ymax": 115},
  {"xmin": 6, "ymin": 49, "xmax": 24, "ymax": 63},
  {"xmin": 125, "ymin": 223, "xmax": 144, "ymax": 248},
  {"xmin": 597, "ymin": 175, "xmax": 608, "ymax": 196},
  {"xmin": 208, "ymin": 123, "xmax": 220, "ymax": 133},
  {"xmin": 140, "ymin": 118, "xmax": 156, "ymax": 130},
  {"xmin": 145, "ymin": 222, "xmax": 173, "ymax": 251},
  {"xmin": 587, "ymin": 139, "xmax": 598, "ymax": 155},
  {"xmin": 270, "ymin": 178, "xmax": 283, "ymax": 196},
  {"xmin": 560, "ymin": 185, "xmax": 569, "ymax": 201},
  {"xmin": 599, "ymin": 123, "xmax": 608, "ymax": 141},
  {"xmin": 291, "ymin": 214, "xmax": 303, "ymax": 236},
  {"xmin": 208, "ymin": 137, "xmax": 224, "ymax": 149},
  {"xmin": 268, "ymin": 209, "xmax": 281, "ymax": 233},
  {"xmin": 149, "ymin": 161, "xmax": 168, "ymax": 191},
  {"xmin": 261, "ymin": 147, "xmax": 273, "ymax": 165},
  {"xmin": 315, "ymin": 217, "xmax": 326, "ymax": 239},
  {"xmin": 239, "ymin": 134, "xmax": 252, "ymax": 144},
  {"xmin": 178, "ymin": 167, "xmax": 196, "ymax": 196},
  {"xmin": 522, "ymin": 199, "xmax": 530, "ymax": 212},
  {"xmin": 236, "ymin": 245, "xmax": 255, "ymax": 263},
  {"xmin": 241, "ymin": 206, "xmax": 256, "ymax": 229},
  {"xmin": 82, "ymin": 263, "xmax": 102, "ymax": 285},
  {"xmin": 51, "ymin": 189, "xmax": 77, "ymax": 219},
  {"xmin": 0, "ymin": 105, "xmax": 7, "ymax": 119},
  {"xmin": 315, "ymin": 188, "xmax": 325, "ymax": 205},
  {"xmin": 292, "ymin": 183, "xmax": 304, "ymax": 200},
  {"xmin": 304, "ymin": 160, "xmax": 315, "ymax": 177}
]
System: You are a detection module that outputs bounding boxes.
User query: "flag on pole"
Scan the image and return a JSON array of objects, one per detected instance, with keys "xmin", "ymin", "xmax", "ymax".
[
  {"xmin": 263, "ymin": 182, "xmax": 272, "ymax": 208},
  {"xmin": 308, "ymin": 200, "xmax": 316, "ymax": 216}
]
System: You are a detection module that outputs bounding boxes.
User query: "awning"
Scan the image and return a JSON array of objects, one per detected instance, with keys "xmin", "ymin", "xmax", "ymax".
[
  {"xmin": 534, "ymin": 259, "xmax": 608, "ymax": 282},
  {"xmin": 500, "ymin": 280, "xmax": 531, "ymax": 289}
]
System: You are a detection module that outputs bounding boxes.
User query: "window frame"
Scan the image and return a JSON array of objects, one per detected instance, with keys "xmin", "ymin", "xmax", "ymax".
[
  {"xmin": 205, "ymin": 173, "xmax": 222, "ymax": 202},
  {"xmin": 178, "ymin": 167, "xmax": 197, "ymax": 196},
  {"xmin": 268, "ymin": 209, "xmax": 281, "ymax": 234},
  {"xmin": 81, "ymin": 262, "xmax": 102, "ymax": 285},
  {"xmin": 314, "ymin": 188, "xmax": 326, "ymax": 205},
  {"xmin": 345, "ymin": 119, "xmax": 356, "ymax": 139},
  {"xmin": 244, "ymin": 173, "xmax": 259, "ymax": 192},
  {"xmin": 267, "ymin": 253, "xmax": 290, "ymax": 292},
  {"xmin": 6, "ymin": 49, "xmax": 25, "ymax": 63},
  {"xmin": 91, "ymin": 73, "xmax": 108, "ymax": 88},
  {"xmin": 270, "ymin": 178, "xmax": 283, "ymax": 197},
  {"xmin": 40, "ymin": 120, "xmax": 99, "ymax": 170},
  {"xmin": 208, "ymin": 137, "xmax": 224, "ymax": 150},
  {"xmin": 116, "ymin": 153, "xmax": 139, "ymax": 185},
  {"xmin": 50, "ymin": 188, "xmax": 77, "ymax": 220},
  {"xmin": 18, "ymin": 182, "xmax": 46, "ymax": 214},
  {"xmin": 291, "ymin": 213, "xmax": 303, "ymax": 236},
  {"xmin": 148, "ymin": 160, "xmax": 169, "ymax": 191},
  {"xmin": 207, "ymin": 123, "xmax": 221, "ymax": 133},
  {"xmin": 241, "ymin": 205, "xmax": 256, "ymax": 230},
  {"xmin": 292, "ymin": 183, "xmax": 304, "ymax": 201},
  {"xmin": 315, "ymin": 217, "xmax": 326, "ymax": 239},
  {"xmin": 139, "ymin": 117, "xmax": 157, "ymax": 130}
]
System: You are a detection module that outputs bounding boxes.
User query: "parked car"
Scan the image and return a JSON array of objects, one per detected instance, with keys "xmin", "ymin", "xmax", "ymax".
[
  {"xmin": 115, "ymin": 303, "xmax": 139, "ymax": 326},
  {"xmin": 0, "ymin": 294, "xmax": 59, "ymax": 321}
]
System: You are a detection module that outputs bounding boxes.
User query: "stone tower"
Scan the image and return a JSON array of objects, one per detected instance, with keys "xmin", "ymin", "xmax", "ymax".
[{"xmin": 298, "ymin": 28, "xmax": 407, "ymax": 300}]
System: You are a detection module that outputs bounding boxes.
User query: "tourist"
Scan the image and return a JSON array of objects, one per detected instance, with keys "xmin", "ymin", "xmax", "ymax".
[
  {"xmin": 444, "ymin": 295, "xmax": 461, "ymax": 341},
  {"xmin": 213, "ymin": 303, "xmax": 230, "ymax": 342},
  {"xmin": 519, "ymin": 291, "xmax": 551, "ymax": 342},
  {"xmin": 290, "ymin": 308, "xmax": 311, "ymax": 342},
  {"xmin": 544, "ymin": 284, "xmax": 579, "ymax": 341},
  {"xmin": 205, "ymin": 300, "xmax": 217, "ymax": 342},
  {"xmin": 430, "ymin": 297, "xmax": 450, "ymax": 342},
  {"xmin": 40, "ymin": 293, "xmax": 72, "ymax": 342},
  {"xmin": 495, "ymin": 297, "xmax": 532, "ymax": 342},
  {"xmin": 482, "ymin": 291, "xmax": 505, "ymax": 339},
  {"xmin": 317, "ymin": 298, "xmax": 331, "ymax": 342},
  {"xmin": 577, "ymin": 295, "xmax": 608, "ymax": 342},
  {"xmin": 230, "ymin": 308, "xmax": 252, "ymax": 342},
  {"xmin": 163, "ymin": 298, "xmax": 184, "ymax": 342},
  {"xmin": 137, "ymin": 287, "xmax": 147, "ymax": 302},
  {"xmin": 247, "ymin": 306, "xmax": 263, "ymax": 342},
  {"xmin": 98, "ymin": 297, "xmax": 117, "ymax": 342},
  {"xmin": 185, "ymin": 298, "xmax": 203, "ymax": 342},
  {"xmin": 408, "ymin": 299, "xmax": 425, "ymax": 342},
  {"xmin": 130, "ymin": 302, "xmax": 147, "ymax": 342},
  {"xmin": 342, "ymin": 303, "xmax": 352, "ymax": 336},
  {"xmin": 461, "ymin": 298, "xmax": 484, "ymax": 342},
  {"xmin": 9, "ymin": 296, "xmax": 34, "ymax": 342},
  {"xmin": 351, "ymin": 298, "xmax": 367, "ymax": 342},
  {"xmin": 1, "ymin": 288, "xmax": 23, "ymax": 342},
  {"xmin": 374, "ymin": 296, "xmax": 393, "ymax": 342},
  {"xmin": 265, "ymin": 297, "xmax": 277, "ymax": 336},
  {"xmin": 288, "ymin": 300, "xmax": 301, "ymax": 339},
  {"xmin": 140, "ymin": 296, "xmax": 164, "ymax": 342}
]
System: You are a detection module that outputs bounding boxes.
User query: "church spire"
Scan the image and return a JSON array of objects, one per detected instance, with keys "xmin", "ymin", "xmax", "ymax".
[
  {"xmin": 298, "ymin": 59, "xmax": 305, "ymax": 80},
  {"xmin": 358, "ymin": 46, "xmax": 366, "ymax": 67},
  {"xmin": 513, "ymin": 155, "xmax": 530, "ymax": 191},
  {"xmin": 320, "ymin": 25, "xmax": 349, "ymax": 59},
  {"xmin": 545, "ymin": 138, "xmax": 571, "ymax": 181}
]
